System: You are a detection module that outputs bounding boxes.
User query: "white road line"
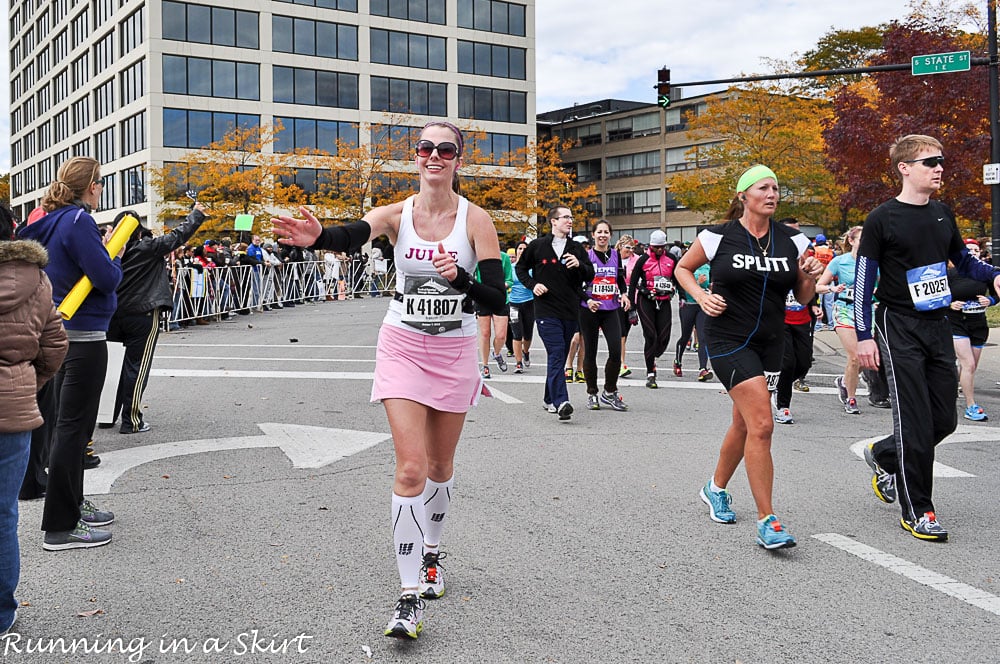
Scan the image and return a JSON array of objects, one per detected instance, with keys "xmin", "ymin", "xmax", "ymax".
[
  {"xmin": 159, "ymin": 343, "xmax": 378, "ymax": 349},
  {"xmin": 482, "ymin": 385, "xmax": 522, "ymax": 404},
  {"xmin": 158, "ymin": 355, "xmax": 375, "ymax": 363},
  {"xmin": 849, "ymin": 437, "xmax": 975, "ymax": 478},
  {"xmin": 813, "ymin": 533, "xmax": 1000, "ymax": 617}
]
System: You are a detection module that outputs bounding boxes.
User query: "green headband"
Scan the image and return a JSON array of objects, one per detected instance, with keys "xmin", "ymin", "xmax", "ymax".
[{"xmin": 736, "ymin": 165, "xmax": 777, "ymax": 193}]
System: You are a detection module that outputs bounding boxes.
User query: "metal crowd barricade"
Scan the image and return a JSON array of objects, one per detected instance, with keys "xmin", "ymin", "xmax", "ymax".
[{"xmin": 167, "ymin": 259, "xmax": 397, "ymax": 327}]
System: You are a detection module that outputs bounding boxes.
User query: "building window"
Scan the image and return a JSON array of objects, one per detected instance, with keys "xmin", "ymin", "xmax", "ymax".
[
  {"xmin": 278, "ymin": 168, "xmax": 331, "ymax": 202},
  {"xmin": 468, "ymin": 132, "xmax": 527, "ymax": 165},
  {"xmin": 272, "ymin": 16, "xmax": 358, "ymax": 60},
  {"xmin": 607, "ymin": 189, "xmax": 661, "ymax": 215},
  {"xmin": 570, "ymin": 159, "xmax": 601, "ymax": 183},
  {"xmin": 663, "ymin": 108, "xmax": 687, "ymax": 133},
  {"xmin": 457, "ymin": 40, "xmax": 525, "ymax": 80},
  {"xmin": 162, "ymin": 2, "xmax": 259, "ymax": 49},
  {"xmin": 163, "ymin": 55, "xmax": 260, "ymax": 100},
  {"xmin": 371, "ymin": 76, "xmax": 446, "ymax": 116},
  {"xmin": 54, "ymin": 110, "xmax": 70, "ymax": 143},
  {"xmin": 95, "ymin": 0, "xmax": 115, "ymax": 27},
  {"xmin": 665, "ymin": 146, "xmax": 694, "ymax": 172},
  {"xmin": 162, "ymin": 109, "xmax": 261, "ymax": 148},
  {"xmin": 274, "ymin": 117, "xmax": 358, "ymax": 153},
  {"xmin": 36, "ymin": 123, "xmax": 51, "ymax": 153},
  {"xmin": 72, "ymin": 52, "xmax": 89, "ymax": 88},
  {"xmin": 274, "ymin": 0, "xmax": 357, "ymax": 10},
  {"xmin": 120, "ymin": 58, "xmax": 145, "ymax": 106},
  {"xmin": 94, "ymin": 78, "xmax": 114, "ymax": 121},
  {"xmin": 71, "ymin": 10, "xmax": 89, "ymax": 50},
  {"xmin": 52, "ymin": 69, "xmax": 69, "ymax": 103},
  {"xmin": 606, "ymin": 113, "xmax": 660, "ymax": 142},
  {"xmin": 119, "ymin": 6, "xmax": 144, "ymax": 56},
  {"xmin": 95, "ymin": 126, "xmax": 115, "ymax": 164},
  {"xmin": 35, "ymin": 86, "xmax": 51, "ymax": 117},
  {"xmin": 273, "ymin": 66, "xmax": 359, "ymax": 109},
  {"xmin": 457, "ymin": 85, "xmax": 525, "ymax": 123},
  {"xmin": 370, "ymin": 0, "xmax": 445, "ymax": 24},
  {"xmin": 606, "ymin": 151, "xmax": 660, "ymax": 178},
  {"xmin": 72, "ymin": 97, "xmax": 90, "ymax": 133},
  {"xmin": 93, "ymin": 31, "xmax": 114, "ymax": 73},
  {"xmin": 52, "ymin": 29, "xmax": 68, "ymax": 63},
  {"xmin": 122, "ymin": 165, "xmax": 146, "ymax": 205},
  {"xmin": 370, "ymin": 29, "xmax": 445, "ymax": 70},
  {"xmin": 99, "ymin": 170, "xmax": 117, "ymax": 210},
  {"xmin": 121, "ymin": 111, "xmax": 146, "ymax": 156},
  {"xmin": 73, "ymin": 139, "xmax": 89, "ymax": 157},
  {"xmin": 457, "ymin": 0, "xmax": 525, "ymax": 36}
]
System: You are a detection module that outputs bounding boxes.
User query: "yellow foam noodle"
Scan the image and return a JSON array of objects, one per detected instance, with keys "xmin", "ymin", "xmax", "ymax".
[{"xmin": 57, "ymin": 214, "xmax": 140, "ymax": 320}]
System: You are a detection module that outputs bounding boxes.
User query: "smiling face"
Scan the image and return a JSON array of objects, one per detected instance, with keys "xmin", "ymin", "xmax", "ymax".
[
  {"xmin": 742, "ymin": 177, "xmax": 779, "ymax": 218},
  {"xmin": 415, "ymin": 125, "xmax": 462, "ymax": 188},
  {"xmin": 593, "ymin": 222, "xmax": 611, "ymax": 250}
]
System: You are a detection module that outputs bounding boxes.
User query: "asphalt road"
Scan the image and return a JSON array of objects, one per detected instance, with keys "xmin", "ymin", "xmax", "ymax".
[{"xmin": 11, "ymin": 298, "xmax": 1000, "ymax": 663}]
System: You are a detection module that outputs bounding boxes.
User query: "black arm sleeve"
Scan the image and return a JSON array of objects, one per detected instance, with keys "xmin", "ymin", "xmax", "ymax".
[
  {"xmin": 450, "ymin": 258, "xmax": 507, "ymax": 314},
  {"xmin": 310, "ymin": 220, "xmax": 372, "ymax": 254}
]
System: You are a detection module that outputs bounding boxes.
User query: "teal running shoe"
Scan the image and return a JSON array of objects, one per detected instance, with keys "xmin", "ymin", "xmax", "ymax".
[
  {"xmin": 700, "ymin": 482, "xmax": 736, "ymax": 524},
  {"xmin": 756, "ymin": 514, "xmax": 796, "ymax": 549}
]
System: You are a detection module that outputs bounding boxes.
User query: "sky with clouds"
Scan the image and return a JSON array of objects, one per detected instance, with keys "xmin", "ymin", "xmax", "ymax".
[{"xmin": 0, "ymin": 1, "xmax": 936, "ymax": 173}]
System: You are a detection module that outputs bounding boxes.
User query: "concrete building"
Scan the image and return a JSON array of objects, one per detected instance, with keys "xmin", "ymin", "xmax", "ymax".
[{"xmin": 8, "ymin": 0, "xmax": 536, "ymax": 225}]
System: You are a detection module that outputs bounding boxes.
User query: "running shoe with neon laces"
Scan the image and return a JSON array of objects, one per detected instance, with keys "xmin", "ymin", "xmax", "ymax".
[
  {"xmin": 557, "ymin": 401, "xmax": 573, "ymax": 421},
  {"xmin": 756, "ymin": 514, "xmax": 797, "ymax": 549},
  {"xmin": 964, "ymin": 404, "xmax": 988, "ymax": 421},
  {"xmin": 774, "ymin": 408, "xmax": 794, "ymax": 425},
  {"xmin": 565, "ymin": 368, "xmax": 573, "ymax": 382},
  {"xmin": 384, "ymin": 593, "xmax": 424, "ymax": 639},
  {"xmin": 574, "ymin": 370, "xmax": 586, "ymax": 383},
  {"xmin": 599, "ymin": 390, "xmax": 629, "ymax": 411},
  {"xmin": 514, "ymin": 361, "xmax": 523, "ymax": 374},
  {"xmin": 523, "ymin": 351, "xmax": 531, "ymax": 368},
  {"xmin": 419, "ymin": 551, "xmax": 447, "ymax": 599},
  {"xmin": 900, "ymin": 511, "xmax": 948, "ymax": 542},
  {"xmin": 619, "ymin": 365, "xmax": 632, "ymax": 378},
  {"xmin": 80, "ymin": 498, "xmax": 114, "ymax": 527},
  {"xmin": 646, "ymin": 373, "xmax": 658, "ymax": 389},
  {"xmin": 699, "ymin": 482, "xmax": 736, "ymax": 524},
  {"xmin": 481, "ymin": 365, "xmax": 491, "ymax": 379},
  {"xmin": 673, "ymin": 362, "xmax": 683, "ymax": 377},
  {"xmin": 42, "ymin": 520, "xmax": 112, "ymax": 551},
  {"xmin": 587, "ymin": 394, "xmax": 600, "ymax": 410},
  {"xmin": 844, "ymin": 397, "xmax": 860, "ymax": 414},
  {"xmin": 835, "ymin": 376, "xmax": 848, "ymax": 404},
  {"xmin": 793, "ymin": 379, "xmax": 810, "ymax": 393},
  {"xmin": 863, "ymin": 442, "xmax": 897, "ymax": 504},
  {"xmin": 493, "ymin": 353, "xmax": 508, "ymax": 372},
  {"xmin": 698, "ymin": 368, "xmax": 713, "ymax": 382}
]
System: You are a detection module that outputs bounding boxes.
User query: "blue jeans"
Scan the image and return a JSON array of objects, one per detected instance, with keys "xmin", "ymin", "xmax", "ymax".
[
  {"xmin": 1, "ymin": 431, "xmax": 31, "ymax": 631},
  {"xmin": 536, "ymin": 317, "xmax": 578, "ymax": 407},
  {"xmin": 821, "ymin": 292, "xmax": 836, "ymax": 328}
]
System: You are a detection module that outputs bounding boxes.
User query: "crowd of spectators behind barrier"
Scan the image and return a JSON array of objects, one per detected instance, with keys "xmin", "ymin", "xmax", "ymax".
[{"xmin": 165, "ymin": 235, "xmax": 396, "ymax": 329}]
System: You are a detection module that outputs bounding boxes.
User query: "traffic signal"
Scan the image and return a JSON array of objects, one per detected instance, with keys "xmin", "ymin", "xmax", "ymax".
[{"xmin": 657, "ymin": 68, "xmax": 671, "ymax": 108}]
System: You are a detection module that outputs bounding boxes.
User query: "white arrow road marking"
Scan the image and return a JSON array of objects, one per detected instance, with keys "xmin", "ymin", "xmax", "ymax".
[
  {"xmin": 85, "ymin": 423, "xmax": 391, "ymax": 495},
  {"xmin": 850, "ymin": 424, "xmax": 1000, "ymax": 478},
  {"xmin": 814, "ymin": 533, "xmax": 1000, "ymax": 616}
]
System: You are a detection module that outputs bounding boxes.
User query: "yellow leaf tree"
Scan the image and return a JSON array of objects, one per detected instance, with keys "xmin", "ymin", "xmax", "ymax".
[
  {"xmin": 149, "ymin": 121, "xmax": 310, "ymax": 241},
  {"xmin": 668, "ymin": 84, "xmax": 848, "ymax": 230},
  {"xmin": 0, "ymin": 173, "xmax": 9, "ymax": 209},
  {"xmin": 464, "ymin": 135, "xmax": 598, "ymax": 240}
]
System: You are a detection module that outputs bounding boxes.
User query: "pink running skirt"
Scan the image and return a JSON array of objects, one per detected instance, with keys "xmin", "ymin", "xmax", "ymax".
[{"xmin": 370, "ymin": 323, "xmax": 483, "ymax": 413}]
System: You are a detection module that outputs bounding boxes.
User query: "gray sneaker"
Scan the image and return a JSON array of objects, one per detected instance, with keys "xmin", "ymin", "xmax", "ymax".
[
  {"xmin": 863, "ymin": 443, "xmax": 896, "ymax": 504},
  {"xmin": 80, "ymin": 498, "xmax": 114, "ymax": 527},
  {"xmin": 587, "ymin": 394, "xmax": 600, "ymax": 410},
  {"xmin": 43, "ymin": 520, "xmax": 112, "ymax": 551},
  {"xmin": 774, "ymin": 408, "xmax": 794, "ymax": 424},
  {"xmin": 493, "ymin": 353, "xmax": 508, "ymax": 372},
  {"xmin": 599, "ymin": 390, "xmax": 629, "ymax": 411},
  {"xmin": 835, "ymin": 376, "xmax": 848, "ymax": 404}
]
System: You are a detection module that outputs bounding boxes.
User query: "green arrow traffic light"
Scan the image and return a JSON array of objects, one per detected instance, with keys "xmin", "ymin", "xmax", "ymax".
[{"xmin": 658, "ymin": 94, "xmax": 671, "ymax": 108}]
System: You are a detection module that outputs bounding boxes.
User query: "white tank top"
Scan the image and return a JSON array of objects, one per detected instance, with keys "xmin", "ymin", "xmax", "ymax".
[{"xmin": 382, "ymin": 195, "xmax": 478, "ymax": 337}]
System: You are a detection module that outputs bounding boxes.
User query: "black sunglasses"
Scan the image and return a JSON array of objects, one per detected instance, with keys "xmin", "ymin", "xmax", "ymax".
[
  {"xmin": 903, "ymin": 156, "xmax": 945, "ymax": 168},
  {"xmin": 415, "ymin": 140, "xmax": 459, "ymax": 160}
]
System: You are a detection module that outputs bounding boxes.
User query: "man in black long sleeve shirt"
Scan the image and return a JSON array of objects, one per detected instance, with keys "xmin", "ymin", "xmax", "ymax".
[
  {"xmin": 515, "ymin": 206, "xmax": 594, "ymax": 420},
  {"xmin": 107, "ymin": 204, "xmax": 208, "ymax": 434}
]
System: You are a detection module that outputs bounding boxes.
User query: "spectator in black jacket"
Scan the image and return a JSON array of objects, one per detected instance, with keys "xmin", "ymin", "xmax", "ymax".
[{"xmin": 105, "ymin": 204, "xmax": 207, "ymax": 434}]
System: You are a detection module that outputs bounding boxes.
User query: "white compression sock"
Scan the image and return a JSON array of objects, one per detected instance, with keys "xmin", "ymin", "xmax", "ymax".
[
  {"xmin": 422, "ymin": 476, "xmax": 454, "ymax": 549},
  {"xmin": 391, "ymin": 493, "xmax": 425, "ymax": 590}
]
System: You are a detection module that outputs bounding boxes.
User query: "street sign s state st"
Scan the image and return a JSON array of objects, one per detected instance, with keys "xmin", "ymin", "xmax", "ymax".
[{"xmin": 911, "ymin": 50, "xmax": 971, "ymax": 75}]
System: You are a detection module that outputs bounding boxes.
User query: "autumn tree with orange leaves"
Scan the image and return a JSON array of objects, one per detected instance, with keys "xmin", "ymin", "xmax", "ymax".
[{"xmin": 149, "ymin": 121, "xmax": 311, "ymax": 241}]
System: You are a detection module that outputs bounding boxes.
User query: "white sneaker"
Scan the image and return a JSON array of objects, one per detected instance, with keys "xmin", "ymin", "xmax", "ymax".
[
  {"xmin": 419, "ymin": 551, "xmax": 446, "ymax": 599},
  {"xmin": 774, "ymin": 408, "xmax": 794, "ymax": 424},
  {"xmin": 384, "ymin": 593, "xmax": 424, "ymax": 639}
]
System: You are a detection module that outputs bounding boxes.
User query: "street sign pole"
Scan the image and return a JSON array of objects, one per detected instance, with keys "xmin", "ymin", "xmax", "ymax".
[{"xmin": 989, "ymin": 0, "xmax": 1000, "ymax": 253}]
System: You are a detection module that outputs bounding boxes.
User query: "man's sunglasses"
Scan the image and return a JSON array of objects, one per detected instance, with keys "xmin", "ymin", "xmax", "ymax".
[
  {"xmin": 902, "ymin": 156, "xmax": 945, "ymax": 168},
  {"xmin": 415, "ymin": 140, "xmax": 459, "ymax": 160}
]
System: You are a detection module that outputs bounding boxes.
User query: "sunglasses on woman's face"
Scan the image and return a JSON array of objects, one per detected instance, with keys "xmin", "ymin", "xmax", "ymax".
[{"xmin": 415, "ymin": 140, "xmax": 459, "ymax": 160}]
